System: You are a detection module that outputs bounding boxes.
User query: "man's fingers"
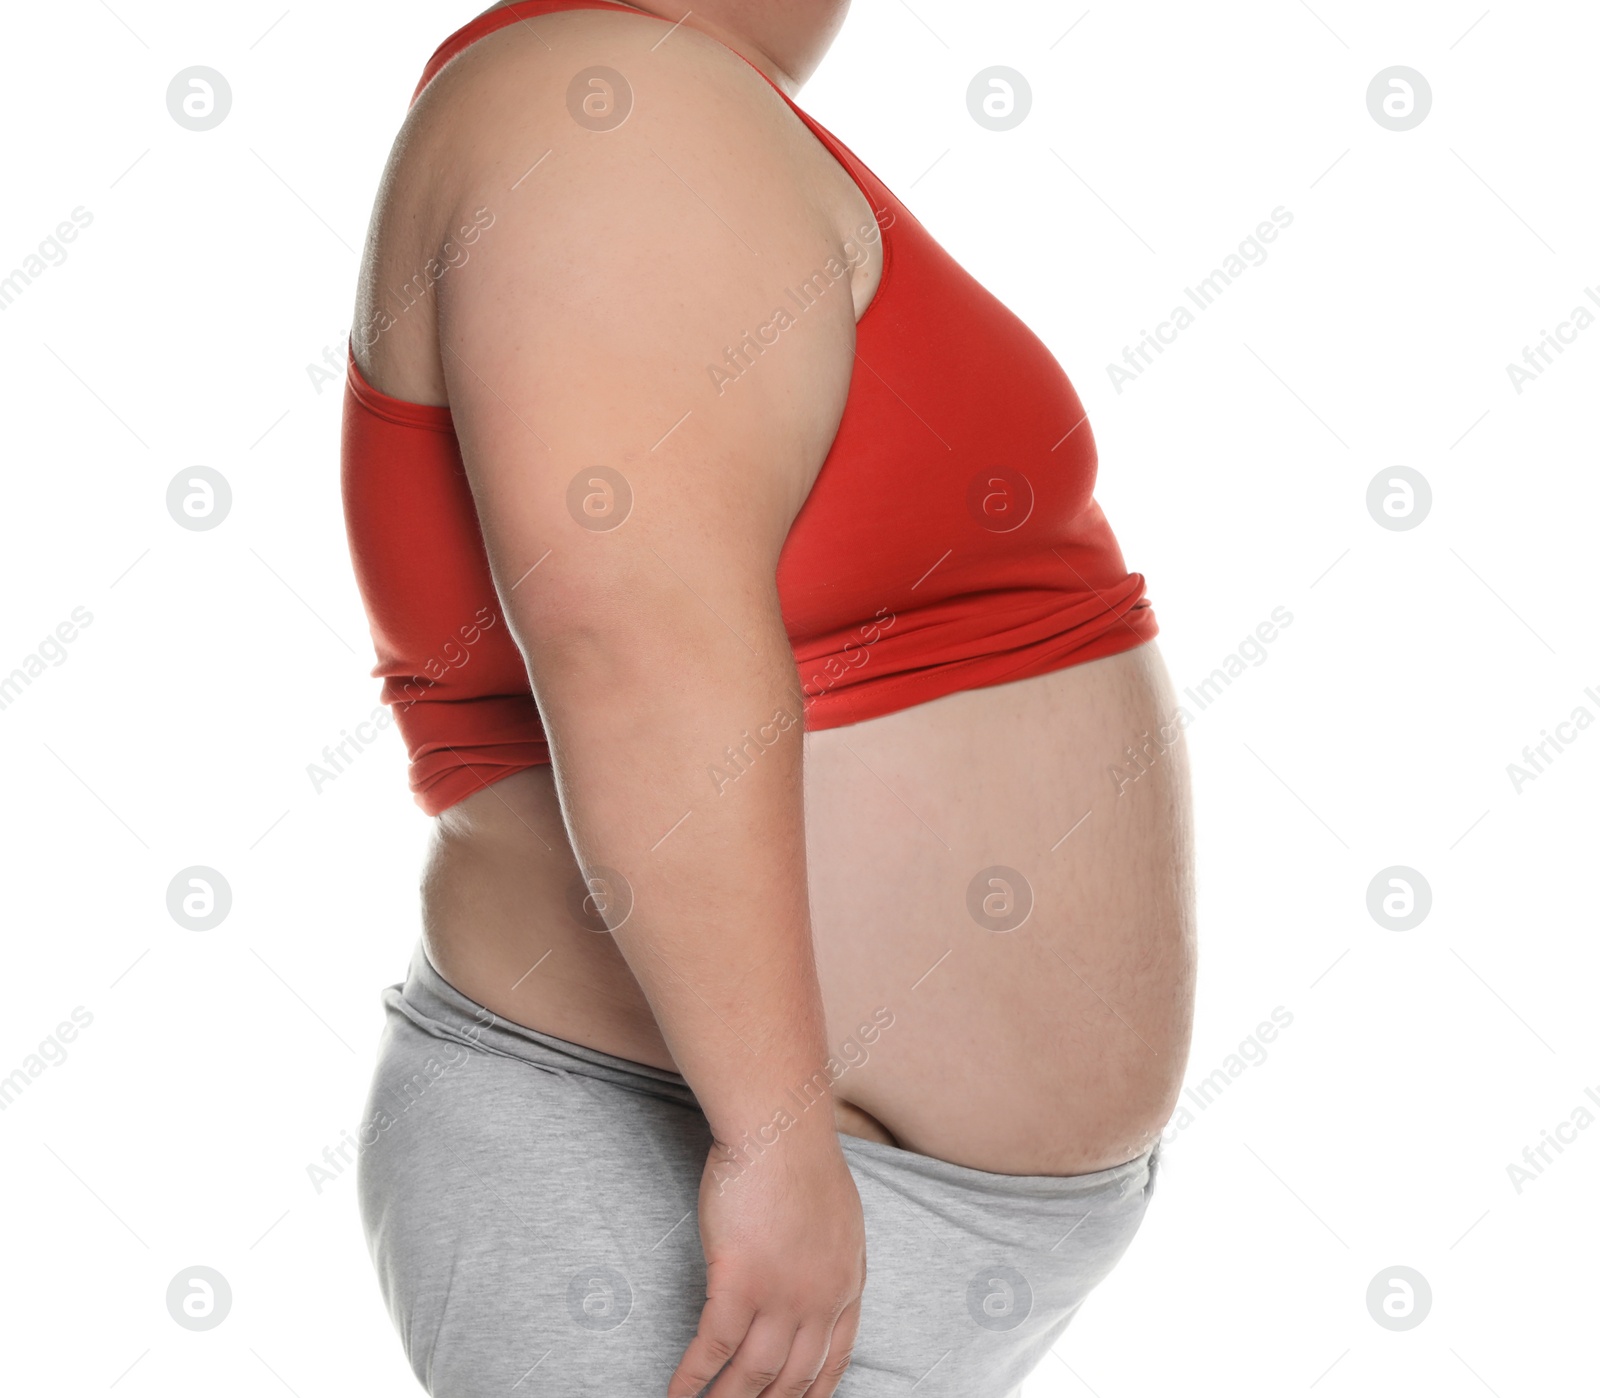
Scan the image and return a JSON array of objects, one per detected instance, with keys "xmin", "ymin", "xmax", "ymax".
[
  {"xmin": 758, "ymin": 1321, "xmax": 834, "ymax": 1397},
  {"xmin": 802, "ymin": 1298, "xmax": 862, "ymax": 1398},
  {"xmin": 668, "ymin": 1293, "xmax": 757, "ymax": 1398},
  {"xmin": 702, "ymin": 1315, "xmax": 800, "ymax": 1398}
]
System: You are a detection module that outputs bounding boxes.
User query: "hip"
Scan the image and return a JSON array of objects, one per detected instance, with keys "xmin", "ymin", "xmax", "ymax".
[{"xmin": 357, "ymin": 943, "xmax": 1161, "ymax": 1396}]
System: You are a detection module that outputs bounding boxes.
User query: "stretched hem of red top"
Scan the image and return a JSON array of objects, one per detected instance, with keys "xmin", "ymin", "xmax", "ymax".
[
  {"xmin": 406, "ymin": 610, "xmax": 1159, "ymax": 813},
  {"xmin": 412, "ymin": 760, "xmax": 548, "ymax": 817},
  {"xmin": 800, "ymin": 607, "xmax": 1161, "ymax": 732},
  {"xmin": 345, "ymin": 339, "xmax": 455, "ymax": 430}
]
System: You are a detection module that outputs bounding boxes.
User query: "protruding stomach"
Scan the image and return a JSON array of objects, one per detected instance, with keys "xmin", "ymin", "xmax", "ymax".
[{"xmin": 421, "ymin": 639, "xmax": 1196, "ymax": 1176}]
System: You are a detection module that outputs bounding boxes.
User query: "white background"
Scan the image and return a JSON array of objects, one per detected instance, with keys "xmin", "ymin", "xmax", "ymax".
[{"xmin": 1, "ymin": 0, "xmax": 1595, "ymax": 1393}]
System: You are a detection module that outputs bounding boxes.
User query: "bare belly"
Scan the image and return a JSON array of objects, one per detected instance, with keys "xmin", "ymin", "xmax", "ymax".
[{"xmin": 421, "ymin": 640, "xmax": 1196, "ymax": 1175}]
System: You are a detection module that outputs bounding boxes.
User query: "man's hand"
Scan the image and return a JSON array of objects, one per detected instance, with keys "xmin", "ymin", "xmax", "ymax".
[{"xmin": 672, "ymin": 1127, "xmax": 865, "ymax": 1397}]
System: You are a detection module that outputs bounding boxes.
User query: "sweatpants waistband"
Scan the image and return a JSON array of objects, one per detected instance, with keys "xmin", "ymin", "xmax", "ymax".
[
  {"xmin": 389, "ymin": 939, "xmax": 1159, "ymax": 1205},
  {"xmin": 388, "ymin": 940, "xmax": 701, "ymax": 1108}
]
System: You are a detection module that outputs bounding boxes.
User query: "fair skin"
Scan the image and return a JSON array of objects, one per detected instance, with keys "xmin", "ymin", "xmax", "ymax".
[{"xmin": 352, "ymin": 2, "xmax": 1197, "ymax": 1395}]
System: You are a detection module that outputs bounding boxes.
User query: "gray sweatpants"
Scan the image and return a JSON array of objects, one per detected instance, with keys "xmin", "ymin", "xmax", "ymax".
[{"xmin": 357, "ymin": 943, "xmax": 1160, "ymax": 1396}]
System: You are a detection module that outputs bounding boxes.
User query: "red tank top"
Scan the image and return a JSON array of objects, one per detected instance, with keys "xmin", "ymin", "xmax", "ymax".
[{"xmin": 341, "ymin": 0, "xmax": 1158, "ymax": 816}]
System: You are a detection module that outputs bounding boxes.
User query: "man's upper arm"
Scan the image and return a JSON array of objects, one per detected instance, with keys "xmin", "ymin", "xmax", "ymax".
[{"xmin": 435, "ymin": 18, "xmax": 858, "ymax": 651}]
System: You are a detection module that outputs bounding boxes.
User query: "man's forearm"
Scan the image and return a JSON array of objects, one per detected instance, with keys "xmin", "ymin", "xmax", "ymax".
[{"xmin": 527, "ymin": 599, "xmax": 838, "ymax": 1150}]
